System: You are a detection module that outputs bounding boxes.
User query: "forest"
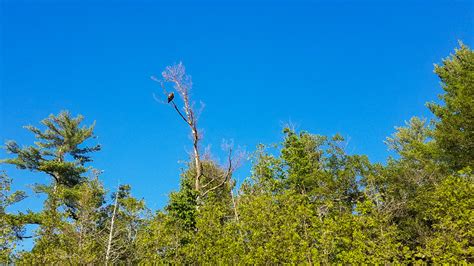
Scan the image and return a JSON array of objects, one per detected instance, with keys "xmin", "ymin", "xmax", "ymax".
[{"xmin": 1, "ymin": 44, "xmax": 473, "ymax": 264}]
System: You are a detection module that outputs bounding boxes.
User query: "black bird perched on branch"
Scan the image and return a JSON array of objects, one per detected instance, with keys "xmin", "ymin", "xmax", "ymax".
[{"xmin": 167, "ymin": 92, "xmax": 174, "ymax": 103}]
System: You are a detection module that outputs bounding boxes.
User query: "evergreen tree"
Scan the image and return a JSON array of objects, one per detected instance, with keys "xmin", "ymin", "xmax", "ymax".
[{"xmin": 3, "ymin": 111, "xmax": 100, "ymax": 263}]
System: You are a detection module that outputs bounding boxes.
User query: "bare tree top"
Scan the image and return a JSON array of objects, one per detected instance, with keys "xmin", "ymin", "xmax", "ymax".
[{"xmin": 161, "ymin": 62, "xmax": 193, "ymax": 101}]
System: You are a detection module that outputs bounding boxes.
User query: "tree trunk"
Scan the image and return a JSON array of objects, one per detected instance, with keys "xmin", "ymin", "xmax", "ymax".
[{"xmin": 105, "ymin": 189, "xmax": 119, "ymax": 266}]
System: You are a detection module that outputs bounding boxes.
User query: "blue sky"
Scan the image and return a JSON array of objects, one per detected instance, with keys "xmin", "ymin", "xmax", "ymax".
[{"xmin": 1, "ymin": 0, "xmax": 472, "ymax": 227}]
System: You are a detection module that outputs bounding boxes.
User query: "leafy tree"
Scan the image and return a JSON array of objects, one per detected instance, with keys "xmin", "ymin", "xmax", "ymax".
[
  {"xmin": 413, "ymin": 168, "xmax": 473, "ymax": 262},
  {"xmin": 68, "ymin": 172, "xmax": 107, "ymax": 264},
  {"xmin": 280, "ymin": 129, "xmax": 366, "ymax": 213},
  {"xmin": 138, "ymin": 160, "xmax": 236, "ymax": 263},
  {"xmin": 0, "ymin": 171, "xmax": 26, "ymax": 263},
  {"xmin": 103, "ymin": 184, "xmax": 146, "ymax": 265},
  {"xmin": 136, "ymin": 211, "xmax": 185, "ymax": 263},
  {"xmin": 330, "ymin": 199, "xmax": 403, "ymax": 263},
  {"xmin": 166, "ymin": 165, "xmax": 198, "ymax": 231},
  {"xmin": 182, "ymin": 162, "xmax": 236, "ymax": 263},
  {"xmin": 428, "ymin": 43, "xmax": 474, "ymax": 171}
]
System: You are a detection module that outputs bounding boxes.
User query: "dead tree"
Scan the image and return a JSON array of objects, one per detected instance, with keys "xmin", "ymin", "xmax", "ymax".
[
  {"xmin": 156, "ymin": 62, "xmax": 203, "ymax": 193},
  {"xmin": 105, "ymin": 185, "xmax": 119, "ymax": 266},
  {"xmin": 153, "ymin": 62, "xmax": 242, "ymax": 199}
]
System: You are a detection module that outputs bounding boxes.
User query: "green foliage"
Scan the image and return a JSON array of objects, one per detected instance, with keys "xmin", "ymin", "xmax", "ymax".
[
  {"xmin": 235, "ymin": 191, "xmax": 318, "ymax": 264},
  {"xmin": 2, "ymin": 111, "xmax": 103, "ymax": 263},
  {"xmin": 0, "ymin": 172, "xmax": 26, "ymax": 263},
  {"xmin": 413, "ymin": 168, "xmax": 474, "ymax": 262},
  {"xmin": 2, "ymin": 45, "xmax": 473, "ymax": 264},
  {"xmin": 3, "ymin": 111, "xmax": 100, "ymax": 187},
  {"xmin": 103, "ymin": 184, "xmax": 146, "ymax": 265},
  {"xmin": 166, "ymin": 166, "xmax": 198, "ymax": 231},
  {"xmin": 428, "ymin": 43, "xmax": 474, "ymax": 170}
]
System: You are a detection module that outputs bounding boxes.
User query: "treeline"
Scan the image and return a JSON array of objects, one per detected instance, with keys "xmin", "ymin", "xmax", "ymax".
[{"xmin": 1, "ymin": 45, "xmax": 473, "ymax": 264}]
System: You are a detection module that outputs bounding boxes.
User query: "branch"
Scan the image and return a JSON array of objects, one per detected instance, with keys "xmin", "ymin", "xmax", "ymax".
[
  {"xmin": 170, "ymin": 101, "xmax": 191, "ymax": 126},
  {"xmin": 200, "ymin": 172, "xmax": 215, "ymax": 189},
  {"xmin": 201, "ymin": 148, "xmax": 233, "ymax": 197},
  {"xmin": 15, "ymin": 232, "xmax": 34, "ymax": 240}
]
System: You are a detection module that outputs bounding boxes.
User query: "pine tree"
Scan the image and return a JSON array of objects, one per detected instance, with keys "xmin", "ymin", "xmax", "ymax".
[{"xmin": 3, "ymin": 111, "xmax": 100, "ymax": 263}]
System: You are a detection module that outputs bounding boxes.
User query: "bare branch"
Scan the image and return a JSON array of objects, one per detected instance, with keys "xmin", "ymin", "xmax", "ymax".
[
  {"xmin": 158, "ymin": 62, "xmax": 203, "ymax": 192},
  {"xmin": 171, "ymin": 101, "xmax": 191, "ymax": 126},
  {"xmin": 201, "ymin": 146, "xmax": 234, "ymax": 197},
  {"xmin": 105, "ymin": 185, "xmax": 120, "ymax": 266}
]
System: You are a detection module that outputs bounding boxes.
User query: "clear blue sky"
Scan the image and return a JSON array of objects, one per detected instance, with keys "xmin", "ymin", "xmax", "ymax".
[{"xmin": 1, "ymin": 0, "xmax": 472, "ymax": 220}]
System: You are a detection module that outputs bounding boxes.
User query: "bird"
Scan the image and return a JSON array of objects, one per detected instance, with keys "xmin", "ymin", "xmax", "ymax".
[{"xmin": 167, "ymin": 92, "xmax": 174, "ymax": 103}]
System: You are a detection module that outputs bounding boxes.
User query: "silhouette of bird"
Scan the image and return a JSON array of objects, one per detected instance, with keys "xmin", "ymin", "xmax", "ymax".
[{"xmin": 167, "ymin": 92, "xmax": 174, "ymax": 103}]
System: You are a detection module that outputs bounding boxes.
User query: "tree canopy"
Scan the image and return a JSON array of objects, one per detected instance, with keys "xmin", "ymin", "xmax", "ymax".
[{"xmin": 1, "ymin": 45, "xmax": 473, "ymax": 264}]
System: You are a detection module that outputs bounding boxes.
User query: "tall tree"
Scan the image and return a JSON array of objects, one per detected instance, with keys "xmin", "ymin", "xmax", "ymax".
[
  {"xmin": 4, "ymin": 111, "xmax": 100, "ymax": 188},
  {"xmin": 3, "ymin": 111, "xmax": 100, "ymax": 263},
  {"xmin": 428, "ymin": 43, "xmax": 474, "ymax": 171},
  {"xmin": 155, "ymin": 63, "xmax": 238, "ymax": 198},
  {"xmin": 156, "ymin": 63, "xmax": 204, "ymax": 193}
]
